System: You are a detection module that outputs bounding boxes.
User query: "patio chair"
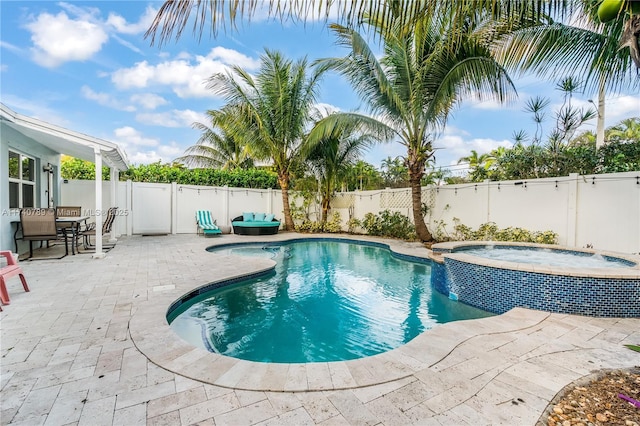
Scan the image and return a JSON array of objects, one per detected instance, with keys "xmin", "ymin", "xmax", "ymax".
[
  {"xmin": 81, "ymin": 207, "xmax": 118, "ymax": 250},
  {"xmin": 0, "ymin": 250, "xmax": 30, "ymax": 306},
  {"xmin": 196, "ymin": 210, "xmax": 222, "ymax": 236},
  {"xmin": 56, "ymin": 206, "xmax": 83, "ymax": 250},
  {"xmin": 20, "ymin": 208, "xmax": 68, "ymax": 260}
]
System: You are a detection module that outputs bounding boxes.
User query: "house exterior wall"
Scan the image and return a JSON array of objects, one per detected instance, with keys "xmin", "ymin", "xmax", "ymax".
[{"xmin": 1, "ymin": 127, "xmax": 62, "ymax": 253}]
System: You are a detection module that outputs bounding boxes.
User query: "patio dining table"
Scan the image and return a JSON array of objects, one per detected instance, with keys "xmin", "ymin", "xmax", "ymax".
[{"xmin": 11, "ymin": 216, "xmax": 90, "ymax": 255}]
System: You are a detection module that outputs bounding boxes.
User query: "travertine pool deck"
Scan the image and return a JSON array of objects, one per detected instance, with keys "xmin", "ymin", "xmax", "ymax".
[{"xmin": 1, "ymin": 233, "xmax": 639, "ymax": 425}]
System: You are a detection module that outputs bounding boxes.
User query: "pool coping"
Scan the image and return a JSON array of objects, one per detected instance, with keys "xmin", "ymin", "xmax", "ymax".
[{"xmin": 129, "ymin": 234, "xmax": 553, "ymax": 392}]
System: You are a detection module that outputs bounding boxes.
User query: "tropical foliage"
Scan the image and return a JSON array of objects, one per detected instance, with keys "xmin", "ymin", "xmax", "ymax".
[
  {"xmin": 175, "ymin": 106, "xmax": 254, "ymax": 170},
  {"xmin": 433, "ymin": 218, "xmax": 558, "ymax": 244},
  {"xmin": 305, "ymin": 115, "xmax": 379, "ymax": 224},
  {"xmin": 381, "ymin": 156, "xmax": 409, "ymax": 188},
  {"xmin": 359, "ymin": 210, "xmax": 417, "ymax": 241},
  {"xmin": 145, "ymin": 1, "xmax": 639, "ymax": 72},
  {"xmin": 205, "ymin": 49, "xmax": 328, "ymax": 230},
  {"xmin": 458, "ymin": 117, "xmax": 640, "ymax": 182},
  {"xmin": 315, "ymin": 3, "xmax": 516, "ymax": 241},
  {"xmin": 61, "ymin": 156, "xmax": 111, "ymax": 180},
  {"xmin": 60, "ymin": 157, "xmax": 278, "ymax": 187}
]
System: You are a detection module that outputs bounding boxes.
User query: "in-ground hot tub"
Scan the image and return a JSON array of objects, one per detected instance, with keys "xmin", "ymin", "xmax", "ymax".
[{"xmin": 429, "ymin": 241, "xmax": 640, "ymax": 317}]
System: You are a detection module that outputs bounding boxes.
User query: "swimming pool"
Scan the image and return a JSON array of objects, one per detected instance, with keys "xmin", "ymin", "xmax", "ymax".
[{"xmin": 169, "ymin": 240, "xmax": 492, "ymax": 363}]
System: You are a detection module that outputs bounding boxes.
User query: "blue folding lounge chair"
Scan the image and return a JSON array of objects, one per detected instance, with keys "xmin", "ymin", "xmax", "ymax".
[{"xmin": 196, "ymin": 210, "xmax": 222, "ymax": 236}]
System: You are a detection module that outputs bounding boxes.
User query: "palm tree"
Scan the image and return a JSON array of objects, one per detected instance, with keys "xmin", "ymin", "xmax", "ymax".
[
  {"xmin": 146, "ymin": 0, "xmax": 640, "ymax": 75},
  {"xmin": 314, "ymin": 4, "xmax": 515, "ymax": 241},
  {"xmin": 207, "ymin": 49, "xmax": 326, "ymax": 230},
  {"xmin": 381, "ymin": 156, "xmax": 408, "ymax": 187},
  {"xmin": 175, "ymin": 106, "xmax": 254, "ymax": 170},
  {"xmin": 145, "ymin": 1, "xmax": 639, "ymax": 58},
  {"xmin": 494, "ymin": 1, "xmax": 639, "ymax": 148},
  {"xmin": 457, "ymin": 150, "xmax": 495, "ymax": 182},
  {"xmin": 305, "ymin": 116, "xmax": 378, "ymax": 224},
  {"xmin": 344, "ymin": 160, "xmax": 381, "ymax": 191},
  {"xmin": 607, "ymin": 117, "xmax": 640, "ymax": 142}
]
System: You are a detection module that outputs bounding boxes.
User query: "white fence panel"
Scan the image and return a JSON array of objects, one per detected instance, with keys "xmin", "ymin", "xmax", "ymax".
[
  {"xmin": 59, "ymin": 170, "xmax": 640, "ymax": 254},
  {"xmin": 487, "ymin": 177, "xmax": 571, "ymax": 244},
  {"xmin": 132, "ymin": 182, "xmax": 171, "ymax": 234},
  {"xmin": 176, "ymin": 185, "xmax": 228, "ymax": 233},
  {"xmin": 574, "ymin": 172, "xmax": 639, "ymax": 253},
  {"xmin": 353, "ymin": 190, "xmax": 384, "ymax": 220},
  {"xmin": 227, "ymin": 188, "xmax": 271, "ymax": 221},
  {"xmin": 428, "ymin": 184, "xmax": 487, "ymax": 237}
]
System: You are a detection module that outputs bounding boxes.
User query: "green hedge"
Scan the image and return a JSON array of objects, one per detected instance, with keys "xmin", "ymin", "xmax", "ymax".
[{"xmin": 61, "ymin": 158, "xmax": 279, "ymax": 189}]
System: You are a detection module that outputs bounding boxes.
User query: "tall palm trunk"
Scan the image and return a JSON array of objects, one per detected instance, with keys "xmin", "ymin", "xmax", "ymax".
[
  {"xmin": 409, "ymin": 174, "xmax": 432, "ymax": 242},
  {"xmin": 278, "ymin": 173, "xmax": 295, "ymax": 231},
  {"xmin": 321, "ymin": 196, "xmax": 330, "ymax": 224},
  {"xmin": 596, "ymin": 76, "xmax": 606, "ymax": 149},
  {"xmin": 407, "ymin": 150, "xmax": 432, "ymax": 242}
]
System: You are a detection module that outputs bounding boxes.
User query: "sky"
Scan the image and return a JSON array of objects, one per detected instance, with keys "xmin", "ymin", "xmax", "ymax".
[{"xmin": 1, "ymin": 1, "xmax": 639, "ymax": 175}]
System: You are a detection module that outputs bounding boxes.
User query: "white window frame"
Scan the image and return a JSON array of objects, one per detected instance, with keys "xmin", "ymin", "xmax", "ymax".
[{"xmin": 8, "ymin": 149, "xmax": 36, "ymax": 209}]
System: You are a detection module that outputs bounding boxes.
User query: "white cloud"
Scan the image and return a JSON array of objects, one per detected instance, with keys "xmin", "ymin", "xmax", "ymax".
[
  {"xmin": 130, "ymin": 93, "xmax": 168, "ymax": 110},
  {"xmin": 114, "ymin": 126, "xmax": 159, "ymax": 147},
  {"xmin": 434, "ymin": 131, "xmax": 513, "ymax": 165},
  {"xmin": 106, "ymin": 6, "xmax": 157, "ymax": 35},
  {"xmin": 111, "ymin": 34, "xmax": 144, "ymax": 55},
  {"xmin": 314, "ymin": 103, "xmax": 341, "ymax": 115},
  {"xmin": 111, "ymin": 47, "xmax": 260, "ymax": 98},
  {"xmin": 0, "ymin": 95, "xmax": 70, "ymax": 127},
  {"xmin": 25, "ymin": 11, "xmax": 108, "ymax": 68},
  {"xmin": 159, "ymin": 142, "xmax": 184, "ymax": 160},
  {"xmin": 136, "ymin": 109, "xmax": 207, "ymax": 128},
  {"xmin": 81, "ymin": 86, "xmax": 135, "ymax": 111},
  {"xmin": 605, "ymin": 95, "xmax": 640, "ymax": 124},
  {"xmin": 551, "ymin": 94, "xmax": 640, "ymax": 132},
  {"xmin": 0, "ymin": 40, "xmax": 21, "ymax": 53},
  {"xmin": 128, "ymin": 151, "xmax": 164, "ymax": 164},
  {"xmin": 22, "ymin": 4, "xmax": 155, "ymax": 68},
  {"xmin": 122, "ymin": 142, "xmax": 184, "ymax": 165},
  {"xmin": 0, "ymin": 64, "xmax": 7, "ymax": 72}
]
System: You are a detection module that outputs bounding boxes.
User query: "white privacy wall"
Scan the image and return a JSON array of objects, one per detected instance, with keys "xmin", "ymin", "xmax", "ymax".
[{"xmin": 61, "ymin": 171, "xmax": 640, "ymax": 254}]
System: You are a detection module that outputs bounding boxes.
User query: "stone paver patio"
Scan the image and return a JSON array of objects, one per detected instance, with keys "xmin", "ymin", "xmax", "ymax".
[{"xmin": 1, "ymin": 233, "xmax": 639, "ymax": 425}]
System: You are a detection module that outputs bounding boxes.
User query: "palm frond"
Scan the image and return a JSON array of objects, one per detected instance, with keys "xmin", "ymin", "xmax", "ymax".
[{"xmin": 494, "ymin": 19, "xmax": 639, "ymax": 93}]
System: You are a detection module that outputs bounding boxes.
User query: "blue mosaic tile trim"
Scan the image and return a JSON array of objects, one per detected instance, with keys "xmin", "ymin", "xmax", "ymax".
[
  {"xmin": 431, "ymin": 261, "xmax": 449, "ymax": 295},
  {"xmin": 167, "ymin": 268, "xmax": 275, "ymax": 317},
  {"xmin": 435, "ymin": 258, "xmax": 640, "ymax": 318},
  {"xmin": 431, "ymin": 247, "xmax": 451, "ymax": 254}
]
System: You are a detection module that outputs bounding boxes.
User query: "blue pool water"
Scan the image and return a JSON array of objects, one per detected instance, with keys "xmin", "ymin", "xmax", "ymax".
[
  {"xmin": 458, "ymin": 246, "xmax": 635, "ymax": 269},
  {"xmin": 169, "ymin": 240, "xmax": 492, "ymax": 363}
]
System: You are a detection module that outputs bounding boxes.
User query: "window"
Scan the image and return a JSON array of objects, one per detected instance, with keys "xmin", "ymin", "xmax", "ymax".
[{"xmin": 8, "ymin": 150, "xmax": 36, "ymax": 208}]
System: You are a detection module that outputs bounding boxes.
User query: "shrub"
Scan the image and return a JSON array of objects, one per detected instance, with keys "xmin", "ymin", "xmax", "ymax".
[
  {"xmin": 295, "ymin": 212, "xmax": 343, "ymax": 233},
  {"xmin": 295, "ymin": 220, "xmax": 323, "ymax": 233},
  {"xmin": 324, "ymin": 212, "xmax": 343, "ymax": 233},
  {"xmin": 448, "ymin": 219, "xmax": 558, "ymax": 244},
  {"xmin": 360, "ymin": 210, "xmax": 416, "ymax": 240},
  {"xmin": 361, "ymin": 213, "xmax": 383, "ymax": 236},
  {"xmin": 346, "ymin": 217, "xmax": 361, "ymax": 234}
]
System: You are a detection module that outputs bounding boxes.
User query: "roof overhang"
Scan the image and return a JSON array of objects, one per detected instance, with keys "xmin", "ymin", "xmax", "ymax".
[{"xmin": 0, "ymin": 103, "xmax": 129, "ymax": 171}]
